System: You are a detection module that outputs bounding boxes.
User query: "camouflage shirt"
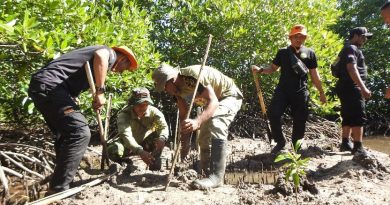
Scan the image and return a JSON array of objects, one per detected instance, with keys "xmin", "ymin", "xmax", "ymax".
[
  {"xmin": 117, "ymin": 105, "xmax": 169, "ymax": 153},
  {"xmin": 178, "ymin": 65, "xmax": 242, "ymax": 106}
]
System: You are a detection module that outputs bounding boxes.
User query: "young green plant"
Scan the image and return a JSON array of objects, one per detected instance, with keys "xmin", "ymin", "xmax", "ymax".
[{"xmin": 274, "ymin": 140, "xmax": 310, "ymax": 204}]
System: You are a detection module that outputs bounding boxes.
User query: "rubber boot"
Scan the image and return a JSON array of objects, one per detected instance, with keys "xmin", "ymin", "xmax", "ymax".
[
  {"xmin": 199, "ymin": 147, "xmax": 211, "ymax": 175},
  {"xmin": 192, "ymin": 139, "xmax": 227, "ymax": 190}
]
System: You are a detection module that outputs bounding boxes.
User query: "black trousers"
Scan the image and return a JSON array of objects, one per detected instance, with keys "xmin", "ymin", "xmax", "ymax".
[
  {"xmin": 335, "ymin": 82, "xmax": 366, "ymax": 126},
  {"xmin": 28, "ymin": 82, "xmax": 91, "ymax": 192},
  {"xmin": 268, "ymin": 87, "xmax": 309, "ymax": 144}
]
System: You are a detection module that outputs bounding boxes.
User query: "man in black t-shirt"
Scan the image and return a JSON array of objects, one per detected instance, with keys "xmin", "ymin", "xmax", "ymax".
[
  {"xmin": 335, "ymin": 27, "xmax": 372, "ymax": 155},
  {"xmin": 28, "ymin": 45, "xmax": 138, "ymax": 194},
  {"xmin": 252, "ymin": 24, "xmax": 326, "ymax": 154}
]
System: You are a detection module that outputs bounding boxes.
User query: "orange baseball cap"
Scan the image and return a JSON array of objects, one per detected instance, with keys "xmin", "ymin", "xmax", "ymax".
[
  {"xmin": 112, "ymin": 46, "xmax": 138, "ymax": 70},
  {"xmin": 289, "ymin": 24, "xmax": 307, "ymax": 37}
]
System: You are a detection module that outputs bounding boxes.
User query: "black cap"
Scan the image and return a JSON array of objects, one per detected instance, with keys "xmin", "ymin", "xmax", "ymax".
[{"xmin": 349, "ymin": 27, "xmax": 373, "ymax": 39}]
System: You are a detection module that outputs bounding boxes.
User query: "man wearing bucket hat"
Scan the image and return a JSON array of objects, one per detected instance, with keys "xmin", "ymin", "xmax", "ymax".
[
  {"xmin": 152, "ymin": 63, "xmax": 243, "ymax": 190},
  {"xmin": 28, "ymin": 45, "xmax": 137, "ymax": 194},
  {"xmin": 107, "ymin": 87, "xmax": 169, "ymax": 170},
  {"xmin": 334, "ymin": 27, "xmax": 372, "ymax": 156},
  {"xmin": 252, "ymin": 24, "xmax": 326, "ymax": 154}
]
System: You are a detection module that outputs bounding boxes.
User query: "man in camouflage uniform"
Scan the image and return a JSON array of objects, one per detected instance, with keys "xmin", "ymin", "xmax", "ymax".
[
  {"xmin": 107, "ymin": 87, "xmax": 168, "ymax": 170},
  {"xmin": 152, "ymin": 63, "xmax": 242, "ymax": 190}
]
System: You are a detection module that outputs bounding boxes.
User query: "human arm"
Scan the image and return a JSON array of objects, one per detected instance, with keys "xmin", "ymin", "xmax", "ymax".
[
  {"xmin": 251, "ymin": 64, "xmax": 279, "ymax": 75},
  {"xmin": 181, "ymin": 85, "xmax": 219, "ymax": 134},
  {"xmin": 92, "ymin": 48, "xmax": 110, "ymax": 111},
  {"xmin": 309, "ymin": 68, "xmax": 326, "ymax": 104},
  {"xmin": 346, "ymin": 63, "xmax": 371, "ymax": 99},
  {"xmin": 152, "ymin": 109, "xmax": 169, "ymax": 151}
]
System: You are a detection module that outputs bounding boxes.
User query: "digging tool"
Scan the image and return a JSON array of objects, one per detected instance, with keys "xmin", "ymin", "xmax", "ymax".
[
  {"xmin": 252, "ymin": 69, "xmax": 273, "ymax": 143},
  {"xmin": 84, "ymin": 61, "xmax": 110, "ymax": 170},
  {"xmin": 165, "ymin": 34, "xmax": 213, "ymax": 190}
]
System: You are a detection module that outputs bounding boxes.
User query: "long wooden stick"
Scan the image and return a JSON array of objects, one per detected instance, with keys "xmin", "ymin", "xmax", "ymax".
[
  {"xmin": 84, "ymin": 61, "xmax": 110, "ymax": 170},
  {"xmin": 26, "ymin": 173, "xmax": 115, "ymax": 205},
  {"xmin": 165, "ymin": 34, "xmax": 213, "ymax": 190},
  {"xmin": 252, "ymin": 70, "xmax": 272, "ymax": 143}
]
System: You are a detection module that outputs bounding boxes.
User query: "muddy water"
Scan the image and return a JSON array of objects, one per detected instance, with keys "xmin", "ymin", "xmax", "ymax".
[{"xmin": 364, "ymin": 136, "xmax": 390, "ymax": 155}]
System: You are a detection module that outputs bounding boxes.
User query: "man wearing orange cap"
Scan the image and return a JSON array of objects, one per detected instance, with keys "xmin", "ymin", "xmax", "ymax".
[
  {"xmin": 252, "ymin": 24, "xmax": 326, "ymax": 154},
  {"xmin": 28, "ymin": 45, "xmax": 137, "ymax": 194}
]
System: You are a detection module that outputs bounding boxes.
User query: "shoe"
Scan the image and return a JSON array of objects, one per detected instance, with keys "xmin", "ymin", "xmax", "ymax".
[
  {"xmin": 191, "ymin": 139, "xmax": 227, "ymax": 190},
  {"xmin": 271, "ymin": 142, "xmax": 286, "ymax": 154},
  {"xmin": 352, "ymin": 146, "xmax": 368, "ymax": 157},
  {"xmin": 340, "ymin": 139, "xmax": 353, "ymax": 152}
]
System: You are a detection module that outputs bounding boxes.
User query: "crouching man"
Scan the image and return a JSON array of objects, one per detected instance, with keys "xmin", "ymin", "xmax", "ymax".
[
  {"xmin": 152, "ymin": 63, "xmax": 242, "ymax": 189},
  {"xmin": 108, "ymin": 87, "xmax": 169, "ymax": 170}
]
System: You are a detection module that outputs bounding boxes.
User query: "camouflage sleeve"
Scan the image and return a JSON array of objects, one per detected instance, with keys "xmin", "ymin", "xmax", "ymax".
[
  {"xmin": 151, "ymin": 107, "xmax": 169, "ymax": 141},
  {"xmin": 117, "ymin": 107, "xmax": 143, "ymax": 154}
]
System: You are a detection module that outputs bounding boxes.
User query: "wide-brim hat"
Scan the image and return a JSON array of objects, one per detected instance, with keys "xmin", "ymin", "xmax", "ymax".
[
  {"xmin": 152, "ymin": 63, "xmax": 179, "ymax": 92},
  {"xmin": 112, "ymin": 46, "xmax": 138, "ymax": 70},
  {"xmin": 289, "ymin": 24, "xmax": 307, "ymax": 37}
]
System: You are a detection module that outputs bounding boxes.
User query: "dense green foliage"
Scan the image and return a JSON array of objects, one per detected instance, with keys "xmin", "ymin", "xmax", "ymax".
[
  {"xmin": 0, "ymin": 0, "xmax": 388, "ymax": 134},
  {"xmin": 0, "ymin": 0, "xmax": 160, "ymax": 123},
  {"xmin": 136, "ymin": 0, "xmax": 344, "ymax": 130}
]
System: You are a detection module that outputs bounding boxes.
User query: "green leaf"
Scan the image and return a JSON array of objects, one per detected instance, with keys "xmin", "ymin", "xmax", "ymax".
[
  {"xmin": 293, "ymin": 173, "xmax": 300, "ymax": 187},
  {"xmin": 274, "ymin": 153, "xmax": 288, "ymax": 162}
]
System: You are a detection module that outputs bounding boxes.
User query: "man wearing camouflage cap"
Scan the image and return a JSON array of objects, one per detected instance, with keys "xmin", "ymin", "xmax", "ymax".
[
  {"xmin": 107, "ymin": 87, "xmax": 169, "ymax": 170},
  {"xmin": 152, "ymin": 63, "xmax": 242, "ymax": 190}
]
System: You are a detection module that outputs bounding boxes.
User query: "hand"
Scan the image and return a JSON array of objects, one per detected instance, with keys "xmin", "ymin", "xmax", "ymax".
[
  {"xmin": 93, "ymin": 93, "xmax": 106, "ymax": 112},
  {"xmin": 181, "ymin": 119, "xmax": 200, "ymax": 135},
  {"xmin": 360, "ymin": 87, "xmax": 371, "ymax": 100},
  {"xmin": 251, "ymin": 65, "xmax": 263, "ymax": 74},
  {"xmin": 140, "ymin": 150, "xmax": 154, "ymax": 166},
  {"xmin": 154, "ymin": 138, "xmax": 166, "ymax": 151},
  {"xmin": 319, "ymin": 92, "xmax": 327, "ymax": 104}
]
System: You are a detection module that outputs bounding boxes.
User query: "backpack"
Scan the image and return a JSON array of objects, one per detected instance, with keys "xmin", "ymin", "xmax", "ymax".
[{"xmin": 331, "ymin": 56, "xmax": 341, "ymax": 78}]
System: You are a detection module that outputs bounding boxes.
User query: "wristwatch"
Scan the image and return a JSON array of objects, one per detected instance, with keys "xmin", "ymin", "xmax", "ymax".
[{"xmin": 95, "ymin": 85, "xmax": 106, "ymax": 93}]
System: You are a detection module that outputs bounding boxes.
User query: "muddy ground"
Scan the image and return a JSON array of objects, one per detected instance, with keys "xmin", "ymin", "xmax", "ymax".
[
  {"xmin": 1, "ymin": 125, "xmax": 390, "ymax": 205},
  {"xmin": 63, "ymin": 138, "xmax": 390, "ymax": 205}
]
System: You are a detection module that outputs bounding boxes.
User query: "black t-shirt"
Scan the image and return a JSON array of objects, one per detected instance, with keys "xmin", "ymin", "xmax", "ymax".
[
  {"xmin": 31, "ymin": 45, "xmax": 116, "ymax": 97},
  {"xmin": 272, "ymin": 46, "xmax": 317, "ymax": 92},
  {"xmin": 337, "ymin": 44, "xmax": 367, "ymax": 85}
]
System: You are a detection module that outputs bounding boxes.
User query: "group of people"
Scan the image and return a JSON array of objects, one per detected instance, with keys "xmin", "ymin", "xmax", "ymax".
[{"xmin": 28, "ymin": 1, "xmax": 390, "ymax": 195}]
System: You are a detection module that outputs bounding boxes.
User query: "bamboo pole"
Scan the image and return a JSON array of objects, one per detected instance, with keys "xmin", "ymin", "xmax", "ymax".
[
  {"xmin": 26, "ymin": 173, "xmax": 115, "ymax": 205},
  {"xmin": 165, "ymin": 34, "xmax": 213, "ymax": 190}
]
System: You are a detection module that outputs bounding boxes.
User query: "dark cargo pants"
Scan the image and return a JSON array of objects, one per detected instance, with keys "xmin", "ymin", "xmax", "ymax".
[
  {"xmin": 28, "ymin": 82, "xmax": 91, "ymax": 192},
  {"xmin": 268, "ymin": 87, "xmax": 309, "ymax": 145}
]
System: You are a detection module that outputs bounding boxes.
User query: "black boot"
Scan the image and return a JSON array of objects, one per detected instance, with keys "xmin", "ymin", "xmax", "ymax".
[
  {"xmin": 199, "ymin": 147, "xmax": 211, "ymax": 175},
  {"xmin": 192, "ymin": 139, "xmax": 227, "ymax": 190},
  {"xmin": 340, "ymin": 137, "xmax": 353, "ymax": 152},
  {"xmin": 271, "ymin": 138, "xmax": 286, "ymax": 154},
  {"xmin": 351, "ymin": 141, "xmax": 367, "ymax": 156}
]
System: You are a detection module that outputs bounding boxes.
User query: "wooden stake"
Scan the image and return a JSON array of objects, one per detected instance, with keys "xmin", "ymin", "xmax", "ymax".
[{"xmin": 165, "ymin": 34, "xmax": 213, "ymax": 190}]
